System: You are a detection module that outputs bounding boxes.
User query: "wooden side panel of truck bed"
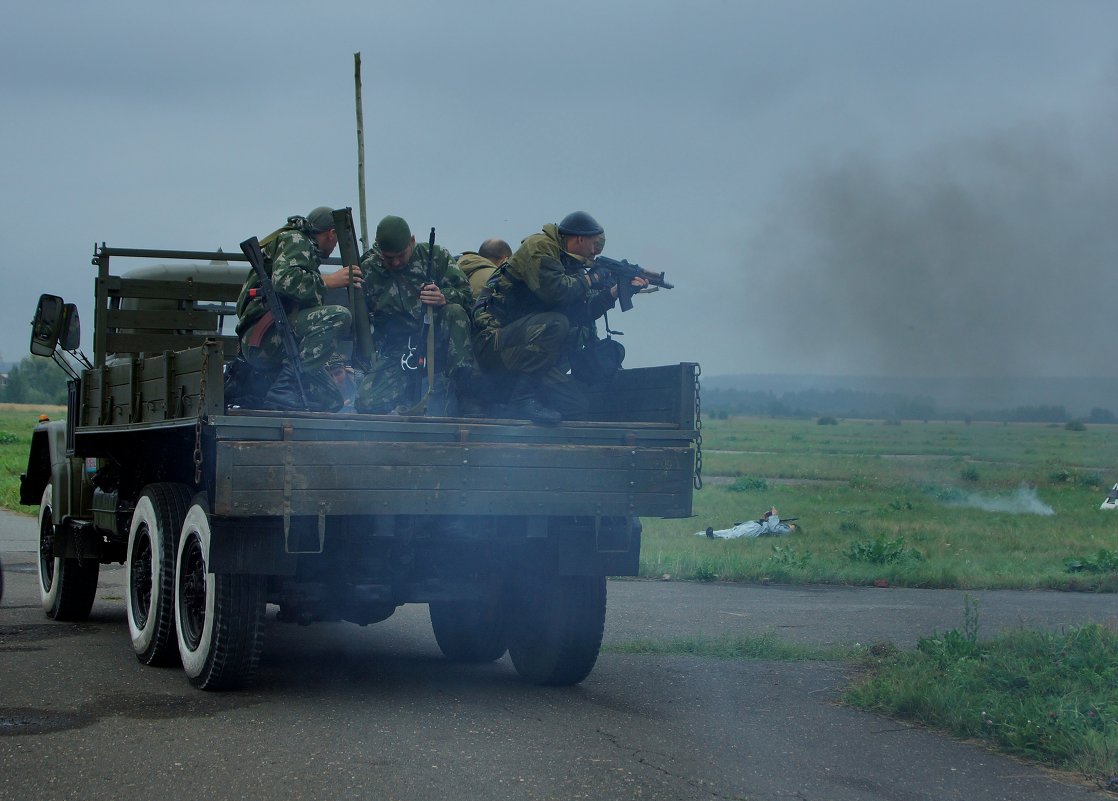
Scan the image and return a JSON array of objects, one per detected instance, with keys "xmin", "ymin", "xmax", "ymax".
[{"xmin": 215, "ymin": 439, "xmax": 693, "ymax": 519}]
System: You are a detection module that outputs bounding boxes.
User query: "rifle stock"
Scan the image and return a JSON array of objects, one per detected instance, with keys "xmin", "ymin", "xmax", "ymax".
[{"xmin": 332, "ymin": 207, "xmax": 374, "ymax": 371}]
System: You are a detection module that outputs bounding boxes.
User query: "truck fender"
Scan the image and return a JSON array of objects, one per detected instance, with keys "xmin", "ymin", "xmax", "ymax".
[{"xmin": 20, "ymin": 421, "xmax": 78, "ymax": 521}]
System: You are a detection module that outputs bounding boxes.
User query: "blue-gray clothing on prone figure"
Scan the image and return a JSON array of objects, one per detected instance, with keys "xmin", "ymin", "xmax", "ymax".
[{"xmin": 699, "ymin": 507, "xmax": 797, "ymax": 539}]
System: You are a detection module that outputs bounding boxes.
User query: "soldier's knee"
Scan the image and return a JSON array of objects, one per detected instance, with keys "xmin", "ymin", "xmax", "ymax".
[
  {"xmin": 441, "ymin": 304, "xmax": 469, "ymax": 326},
  {"xmin": 324, "ymin": 305, "xmax": 353, "ymax": 332},
  {"xmin": 535, "ymin": 313, "xmax": 569, "ymax": 348}
]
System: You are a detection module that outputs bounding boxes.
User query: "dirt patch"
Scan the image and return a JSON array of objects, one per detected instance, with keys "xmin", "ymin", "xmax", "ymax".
[
  {"xmin": 0, "ymin": 404, "xmax": 66, "ymax": 413},
  {"xmin": 880, "ymin": 454, "xmax": 954, "ymax": 460}
]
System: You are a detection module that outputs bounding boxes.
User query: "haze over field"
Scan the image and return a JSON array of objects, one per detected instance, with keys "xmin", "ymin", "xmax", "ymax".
[{"xmin": 1, "ymin": 1, "xmax": 1115, "ymax": 381}]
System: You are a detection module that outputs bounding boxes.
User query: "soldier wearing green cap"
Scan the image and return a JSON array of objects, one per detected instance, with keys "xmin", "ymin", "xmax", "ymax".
[
  {"xmin": 472, "ymin": 212, "xmax": 646, "ymax": 424},
  {"xmin": 355, "ymin": 215, "xmax": 477, "ymax": 414},
  {"xmin": 235, "ymin": 207, "xmax": 363, "ymax": 411}
]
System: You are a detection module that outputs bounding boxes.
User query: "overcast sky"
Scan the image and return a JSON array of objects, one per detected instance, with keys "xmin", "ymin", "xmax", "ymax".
[{"xmin": 2, "ymin": 0, "xmax": 1116, "ymax": 378}]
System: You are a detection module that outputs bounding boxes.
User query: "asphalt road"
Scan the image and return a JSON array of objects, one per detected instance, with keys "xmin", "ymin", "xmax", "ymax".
[{"xmin": 2, "ymin": 511, "xmax": 1115, "ymax": 801}]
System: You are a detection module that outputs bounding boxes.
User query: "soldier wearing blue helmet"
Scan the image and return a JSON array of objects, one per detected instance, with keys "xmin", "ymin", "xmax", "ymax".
[{"xmin": 471, "ymin": 212, "xmax": 647, "ymax": 424}]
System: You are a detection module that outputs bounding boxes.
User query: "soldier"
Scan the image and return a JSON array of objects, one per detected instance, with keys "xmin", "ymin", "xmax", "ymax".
[
  {"xmin": 355, "ymin": 215, "xmax": 477, "ymax": 415},
  {"xmin": 235, "ymin": 206, "xmax": 362, "ymax": 411},
  {"xmin": 471, "ymin": 211, "xmax": 645, "ymax": 425},
  {"xmin": 457, "ymin": 238, "xmax": 513, "ymax": 299}
]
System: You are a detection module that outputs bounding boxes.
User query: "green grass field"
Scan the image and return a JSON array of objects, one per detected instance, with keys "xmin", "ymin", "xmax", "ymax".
[
  {"xmin": 642, "ymin": 417, "xmax": 1118, "ymax": 591},
  {"xmin": 0, "ymin": 405, "xmax": 64, "ymax": 513}
]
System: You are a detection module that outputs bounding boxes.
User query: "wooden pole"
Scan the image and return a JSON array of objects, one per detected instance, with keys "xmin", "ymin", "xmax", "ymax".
[{"xmin": 354, "ymin": 52, "xmax": 369, "ymax": 252}]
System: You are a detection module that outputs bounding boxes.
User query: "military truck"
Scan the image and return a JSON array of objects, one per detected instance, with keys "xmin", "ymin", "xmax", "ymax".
[{"xmin": 21, "ymin": 243, "xmax": 701, "ymax": 691}]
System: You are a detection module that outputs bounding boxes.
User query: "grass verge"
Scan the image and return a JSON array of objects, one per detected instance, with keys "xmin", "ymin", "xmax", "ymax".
[
  {"xmin": 846, "ymin": 613, "xmax": 1118, "ymax": 790},
  {"xmin": 610, "ymin": 612, "xmax": 1118, "ymax": 790}
]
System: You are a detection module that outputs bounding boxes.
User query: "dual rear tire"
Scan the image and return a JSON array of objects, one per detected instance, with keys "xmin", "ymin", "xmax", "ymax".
[
  {"xmin": 126, "ymin": 483, "xmax": 191, "ymax": 666},
  {"xmin": 125, "ymin": 486, "xmax": 264, "ymax": 689},
  {"xmin": 429, "ymin": 599, "xmax": 509, "ymax": 663},
  {"xmin": 429, "ymin": 574, "xmax": 607, "ymax": 686},
  {"xmin": 174, "ymin": 497, "xmax": 265, "ymax": 690},
  {"xmin": 508, "ymin": 574, "xmax": 607, "ymax": 686}
]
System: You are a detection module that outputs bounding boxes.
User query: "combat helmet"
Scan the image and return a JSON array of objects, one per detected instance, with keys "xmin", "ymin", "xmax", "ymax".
[{"xmin": 557, "ymin": 211, "xmax": 604, "ymax": 237}]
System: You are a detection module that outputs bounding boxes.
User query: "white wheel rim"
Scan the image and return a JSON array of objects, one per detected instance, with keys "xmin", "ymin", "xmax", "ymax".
[
  {"xmin": 126, "ymin": 495, "xmax": 161, "ymax": 653},
  {"xmin": 175, "ymin": 503, "xmax": 215, "ymax": 678}
]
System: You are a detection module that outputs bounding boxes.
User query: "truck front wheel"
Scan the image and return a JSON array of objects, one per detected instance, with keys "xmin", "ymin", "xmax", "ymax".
[
  {"xmin": 127, "ymin": 483, "xmax": 191, "ymax": 666},
  {"xmin": 508, "ymin": 575, "xmax": 606, "ymax": 686},
  {"xmin": 37, "ymin": 484, "xmax": 98, "ymax": 621},
  {"xmin": 174, "ymin": 495, "xmax": 265, "ymax": 690}
]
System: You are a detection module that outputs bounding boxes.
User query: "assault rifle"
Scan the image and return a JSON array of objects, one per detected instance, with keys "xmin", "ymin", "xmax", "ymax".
[
  {"xmin": 332, "ymin": 207, "xmax": 374, "ymax": 372},
  {"xmin": 591, "ymin": 255, "xmax": 674, "ymax": 312},
  {"xmin": 239, "ymin": 236, "xmax": 308, "ymax": 409},
  {"xmin": 397, "ymin": 228, "xmax": 437, "ymax": 414},
  {"xmin": 419, "ymin": 227, "xmax": 437, "ymax": 399}
]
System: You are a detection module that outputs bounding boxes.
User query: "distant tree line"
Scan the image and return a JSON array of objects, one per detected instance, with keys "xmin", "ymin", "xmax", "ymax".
[
  {"xmin": 703, "ymin": 387, "xmax": 1115, "ymax": 425},
  {"xmin": 1, "ymin": 356, "xmax": 68, "ymax": 404}
]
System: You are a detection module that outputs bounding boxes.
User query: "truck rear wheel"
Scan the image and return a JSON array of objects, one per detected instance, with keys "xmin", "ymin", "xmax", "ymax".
[
  {"xmin": 127, "ymin": 483, "xmax": 191, "ymax": 666},
  {"xmin": 429, "ymin": 600, "xmax": 508, "ymax": 663},
  {"xmin": 37, "ymin": 484, "xmax": 99, "ymax": 621},
  {"xmin": 174, "ymin": 495, "xmax": 265, "ymax": 690},
  {"xmin": 508, "ymin": 575, "xmax": 606, "ymax": 686}
]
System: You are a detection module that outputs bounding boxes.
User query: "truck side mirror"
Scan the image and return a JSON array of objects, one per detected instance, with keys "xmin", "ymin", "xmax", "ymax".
[
  {"xmin": 60, "ymin": 303, "xmax": 81, "ymax": 351},
  {"xmin": 30, "ymin": 294, "xmax": 66, "ymax": 357}
]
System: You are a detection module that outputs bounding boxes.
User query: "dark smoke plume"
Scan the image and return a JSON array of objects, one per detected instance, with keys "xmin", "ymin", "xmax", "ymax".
[{"xmin": 747, "ymin": 97, "xmax": 1118, "ymax": 380}]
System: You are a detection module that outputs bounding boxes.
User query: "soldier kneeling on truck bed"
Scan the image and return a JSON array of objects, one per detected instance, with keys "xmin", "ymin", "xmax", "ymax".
[{"xmin": 233, "ymin": 206, "xmax": 362, "ymax": 411}]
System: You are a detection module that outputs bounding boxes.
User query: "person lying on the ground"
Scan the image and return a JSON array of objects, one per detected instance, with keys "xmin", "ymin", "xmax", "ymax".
[{"xmin": 696, "ymin": 507, "xmax": 798, "ymax": 539}]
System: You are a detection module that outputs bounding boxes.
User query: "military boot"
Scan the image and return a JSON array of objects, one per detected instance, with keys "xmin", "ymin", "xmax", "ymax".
[
  {"xmin": 450, "ymin": 367, "xmax": 487, "ymax": 418},
  {"xmin": 305, "ymin": 366, "xmax": 344, "ymax": 413},
  {"xmin": 263, "ymin": 364, "xmax": 341, "ymax": 412},
  {"xmin": 505, "ymin": 375, "xmax": 561, "ymax": 426}
]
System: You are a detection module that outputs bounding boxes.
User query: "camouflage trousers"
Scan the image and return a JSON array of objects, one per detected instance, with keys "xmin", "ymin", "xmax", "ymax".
[
  {"xmin": 240, "ymin": 304, "xmax": 351, "ymax": 409},
  {"xmin": 473, "ymin": 311, "xmax": 568, "ymax": 374},
  {"xmin": 473, "ymin": 312, "xmax": 589, "ymax": 418},
  {"xmin": 356, "ymin": 304, "xmax": 476, "ymax": 414}
]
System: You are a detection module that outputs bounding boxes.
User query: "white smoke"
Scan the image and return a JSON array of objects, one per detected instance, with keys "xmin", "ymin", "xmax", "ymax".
[{"xmin": 943, "ymin": 484, "xmax": 1055, "ymax": 516}]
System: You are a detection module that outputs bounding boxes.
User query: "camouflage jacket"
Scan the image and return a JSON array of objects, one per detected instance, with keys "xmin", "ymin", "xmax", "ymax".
[
  {"xmin": 473, "ymin": 223, "xmax": 616, "ymax": 336},
  {"xmin": 359, "ymin": 242, "xmax": 470, "ymax": 347},
  {"xmin": 235, "ymin": 216, "xmax": 328, "ymax": 336},
  {"xmin": 456, "ymin": 251, "xmax": 499, "ymax": 299}
]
